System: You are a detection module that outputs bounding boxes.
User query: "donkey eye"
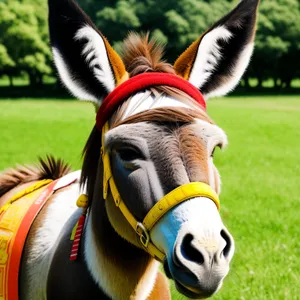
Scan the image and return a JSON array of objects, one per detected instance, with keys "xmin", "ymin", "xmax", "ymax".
[{"xmin": 117, "ymin": 147, "xmax": 142, "ymax": 161}]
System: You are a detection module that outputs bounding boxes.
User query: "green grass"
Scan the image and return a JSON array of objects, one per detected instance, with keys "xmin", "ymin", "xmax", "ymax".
[{"xmin": 1, "ymin": 96, "xmax": 300, "ymax": 299}]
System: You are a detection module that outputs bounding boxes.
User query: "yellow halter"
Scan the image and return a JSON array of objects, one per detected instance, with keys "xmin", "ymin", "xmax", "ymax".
[{"xmin": 101, "ymin": 122, "xmax": 220, "ymax": 262}]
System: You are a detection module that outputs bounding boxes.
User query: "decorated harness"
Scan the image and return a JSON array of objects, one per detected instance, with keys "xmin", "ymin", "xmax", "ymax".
[
  {"xmin": 0, "ymin": 173, "xmax": 79, "ymax": 300},
  {"xmin": 72, "ymin": 73, "xmax": 220, "ymax": 262}
]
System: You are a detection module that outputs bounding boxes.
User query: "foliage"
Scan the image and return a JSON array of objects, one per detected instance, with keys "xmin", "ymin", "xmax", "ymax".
[
  {"xmin": 0, "ymin": 44, "xmax": 15, "ymax": 70},
  {"xmin": 246, "ymin": 0, "xmax": 300, "ymax": 87},
  {"xmin": 0, "ymin": 0, "xmax": 52, "ymax": 85},
  {"xmin": 0, "ymin": 0, "xmax": 299, "ymax": 87},
  {"xmin": 82, "ymin": 0, "xmax": 232, "ymax": 62},
  {"xmin": 80, "ymin": 0, "xmax": 300, "ymax": 87}
]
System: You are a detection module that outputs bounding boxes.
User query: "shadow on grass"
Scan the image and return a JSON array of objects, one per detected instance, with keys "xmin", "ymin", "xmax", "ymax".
[
  {"xmin": 231, "ymin": 86, "xmax": 300, "ymax": 97},
  {"xmin": 0, "ymin": 83, "xmax": 72, "ymax": 100},
  {"xmin": 0, "ymin": 83, "xmax": 300, "ymax": 100}
]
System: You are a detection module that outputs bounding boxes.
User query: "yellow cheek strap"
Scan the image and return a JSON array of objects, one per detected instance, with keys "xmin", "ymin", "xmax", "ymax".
[{"xmin": 101, "ymin": 122, "xmax": 220, "ymax": 262}]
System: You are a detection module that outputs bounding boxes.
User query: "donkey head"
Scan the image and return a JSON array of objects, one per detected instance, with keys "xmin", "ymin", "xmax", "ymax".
[{"xmin": 49, "ymin": 0, "xmax": 259, "ymax": 298}]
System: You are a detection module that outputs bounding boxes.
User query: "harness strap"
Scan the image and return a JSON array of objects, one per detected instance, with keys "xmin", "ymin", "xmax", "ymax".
[
  {"xmin": 0, "ymin": 180, "xmax": 53, "ymax": 215},
  {"xmin": 101, "ymin": 122, "xmax": 220, "ymax": 262},
  {"xmin": 142, "ymin": 182, "xmax": 220, "ymax": 231},
  {"xmin": 2, "ymin": 180, "xmax": 55, "ymax": 300},
  {"xmin": 101, "ymin": 123, "xmax": 165, "ymax": 261},
  {"xmin": 0, "ymin": 172, "xmax": 80, "ymax": 300}
]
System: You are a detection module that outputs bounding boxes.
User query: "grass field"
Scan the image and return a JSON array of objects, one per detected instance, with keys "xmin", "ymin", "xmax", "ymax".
[{"xmin": 1, "ymin": 96, "xmax": 300, "ymax": 299}]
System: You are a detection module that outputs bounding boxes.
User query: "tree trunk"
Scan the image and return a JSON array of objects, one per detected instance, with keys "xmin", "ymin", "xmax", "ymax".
[
  {"xmin": 37, "ymin": 75, "xmax": 43, "ymax": 86},
  {"xmin": 9, "ymin": 75, "xmax": 13, "ymax": 87},
  {"xmin": 286, "ymin": 79, "xmax": 292, "ymax": 89},
  {"xmin": 29, "ymin": 73, "xmax": 38, "ymax": 86},
  {"xmin": 29, "ymin": 74, "xmax": 34, "ymax": 86},
  {"xmin": 257, "ymin": 77, "xmax": 263, "ymax": 88},
  {"xmin": 244, "ymin": 76, "xmax": 250, "ymax": 88}
]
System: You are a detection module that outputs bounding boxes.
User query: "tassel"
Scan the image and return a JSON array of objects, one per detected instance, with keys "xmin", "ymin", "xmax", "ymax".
[{"xmin": 70, "ymin": 194, "xmax": 88, "ymax": 261}]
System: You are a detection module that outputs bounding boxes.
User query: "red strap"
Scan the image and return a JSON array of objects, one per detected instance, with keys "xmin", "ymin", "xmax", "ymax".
[
  {"xmin": 8, "ymin": 181, "xmax": 57, "ymax": 300},
  {"xmin": 96, "ymin": 73, "xmax": 206, "ymax": 131},
  {"xmin": 69, "ymin": 214, "xmax": 86, "ymax": 261},
  {"xmin": 8, "ymin": 176, "xmax": 78, "ymax": 300}
]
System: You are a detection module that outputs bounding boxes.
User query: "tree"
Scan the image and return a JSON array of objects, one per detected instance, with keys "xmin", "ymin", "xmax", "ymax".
[
  {"xmin": 247, "ymin": 0, "xmax": 300, "ymax": 88},
  {"xmin": 0, "ymin": 0, "xmax": 299, "ymax": 88},
  {"xmin": 0, "ymin": 0, "xmax": 52, "ymax": 85},
  {"xmin": 82, "ymin": 0, "xmax": 300, "ymax": 88},
  {"xmin": 0, "ymin": 44, "xmax": 15, "ymax": 85},
  {"xmin": 91, "ymin": 0, "xmax": 233, "ymax": 62}
]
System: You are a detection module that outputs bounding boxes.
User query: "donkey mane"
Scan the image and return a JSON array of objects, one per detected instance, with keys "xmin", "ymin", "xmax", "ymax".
[
  {"xmin": 0, "ymin": 156, "xmax": 71, "ymax": 197},
  {"xmin": 121, "ymin": 32, "xmax": 175, "ymax": 77}
]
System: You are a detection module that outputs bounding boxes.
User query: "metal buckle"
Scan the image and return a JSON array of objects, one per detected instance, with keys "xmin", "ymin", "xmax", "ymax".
[{"xmin": 136, "ymin": 223, "xmax": 150, "ymax": 248}]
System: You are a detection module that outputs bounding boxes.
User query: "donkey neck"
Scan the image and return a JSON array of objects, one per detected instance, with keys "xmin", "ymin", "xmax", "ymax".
[{"xmin": 83, "ymin": 163, "xmax": 159, "ymax": 300}]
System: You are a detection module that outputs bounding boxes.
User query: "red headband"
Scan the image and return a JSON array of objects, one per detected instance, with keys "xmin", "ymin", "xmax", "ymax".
[{"xmin": 96, "ymin": 73, "xmax": 206, "ymax": 131}]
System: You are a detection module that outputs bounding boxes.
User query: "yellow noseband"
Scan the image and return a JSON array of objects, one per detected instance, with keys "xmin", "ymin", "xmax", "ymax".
[{"xmin": 101, "ymin": 122, "xmax": 220, "ymax": 262}]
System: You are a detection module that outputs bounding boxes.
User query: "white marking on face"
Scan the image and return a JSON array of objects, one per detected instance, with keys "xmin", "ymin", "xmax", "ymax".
[
  {"xmin": 189, "ymin": 26, "xmax": 232, "ymax": 90},
  {"xmin": 151, "ymin": 197, "xmax": 225, "ymax": 257},
  {"xmin": 122, "ymin": 92, "xmax": 192, "ymax": 119},
  {"xmin": 52, "ymin": 48, "xmax": 98, "ymax": 102},
  {"xmin": 75, "ymin": 26, "xmax": 115, "ymax": 94}
]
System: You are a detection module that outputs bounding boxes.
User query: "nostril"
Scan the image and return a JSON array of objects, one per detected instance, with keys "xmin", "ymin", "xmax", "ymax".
[
  {"xmin": 220, "ymin": 229, "xmax": 232, "ymax": 258},
  {"xmin": 181, "ymin": 233, "xmax": 204, "ymax": 265}
]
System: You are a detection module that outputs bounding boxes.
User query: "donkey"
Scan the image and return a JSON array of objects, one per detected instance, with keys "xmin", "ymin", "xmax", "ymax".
[{"xmin": 0, "ymin": 0, "xmax": 259, "ymax": 299}]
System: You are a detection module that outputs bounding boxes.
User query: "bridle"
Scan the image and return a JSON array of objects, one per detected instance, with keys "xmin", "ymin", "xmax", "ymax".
[{"xmin": 97, "ymin": 73, "xmax": 220, "ymax": 262}]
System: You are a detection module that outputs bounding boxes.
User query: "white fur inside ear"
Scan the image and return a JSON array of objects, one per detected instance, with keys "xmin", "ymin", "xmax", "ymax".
[
  {"xmin": 204, "ymin": 42, "xmax": 254, "ymax": 99},
  {"xmin": 52, "ymin": 47, "xmax": 99, "ymax": 102},
  {"xmin": 189, "ymin": 26, "xmax": 232, "ymax": 90},
  {"xmin": 75, "ymin": 26, "xmax": 115, "ymax": 93}
]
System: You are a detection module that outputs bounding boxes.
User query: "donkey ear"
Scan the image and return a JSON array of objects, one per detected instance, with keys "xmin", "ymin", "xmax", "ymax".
[
  {"xmin": 174, "ymin": 0, "xmax": 259, "ymax": 99},
  {"xmin": 48, "ymin": 0, "xmax": 127, "ymax": 107}
]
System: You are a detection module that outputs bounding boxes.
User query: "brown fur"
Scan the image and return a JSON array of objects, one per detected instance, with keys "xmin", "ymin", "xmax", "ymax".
[
  {"xmin": 102, "ymin": 36, "xmax": 127, "ymax": 84},
  {"xmin": 147, "ymin": 272, "xmax": 171, "ymax": 300},
  {"xmin": 121, "ymin": 33, "xmax": 175, "ymax": 77},
  {"xmin": 178, "ymin": 125, "xmax": 209, "ymax": 184},
  {"xmin": 0, "ymin": 156, "xmax": 71, "ymax": 198},
  {"xmin": 113, "ymin": 106, "xmax": 213, "ymax": 128},
  {"xmin": 174, "ymin": 36, "xmax": 203, "ymax": 80}
]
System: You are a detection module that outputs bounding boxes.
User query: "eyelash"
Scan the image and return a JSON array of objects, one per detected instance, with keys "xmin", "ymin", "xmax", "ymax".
[{"xmin": 117, "ymin": 147, "xmax": 143, "ymax": 162}]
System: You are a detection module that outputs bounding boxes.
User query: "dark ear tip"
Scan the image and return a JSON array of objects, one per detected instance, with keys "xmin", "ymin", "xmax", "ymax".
[{"xmin": 239, "ymin": 0, "xmax": 260, "ymax": 10}]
